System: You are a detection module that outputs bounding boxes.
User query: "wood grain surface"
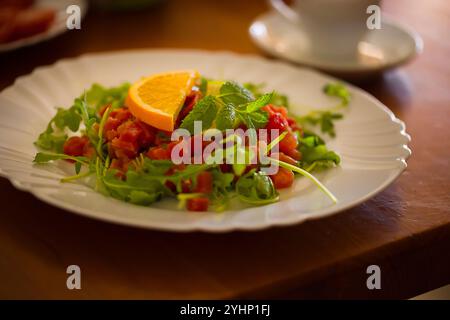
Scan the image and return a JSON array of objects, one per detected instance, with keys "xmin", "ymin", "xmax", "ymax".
[{"xmin": 0, "ymin": 0, "xmax": 448, "ymax": 299}]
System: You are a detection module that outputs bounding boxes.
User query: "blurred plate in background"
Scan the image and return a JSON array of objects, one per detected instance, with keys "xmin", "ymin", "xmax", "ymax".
[{"xmin": 0, "ymin": 0, "xmax": 87, "ymax": 53}]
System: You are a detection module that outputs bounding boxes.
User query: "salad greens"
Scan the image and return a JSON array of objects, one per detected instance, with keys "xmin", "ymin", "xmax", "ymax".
[
  {"xmin": 33, "ymin": 78, "xmax": 350, "ymax": 211},
  {"xmin": 34, "ymin": 83, "xmax": 130, "ymax": 154}
]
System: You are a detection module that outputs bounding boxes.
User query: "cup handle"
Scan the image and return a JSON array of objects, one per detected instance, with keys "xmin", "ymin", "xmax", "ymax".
[{"xmin": 267, "ymin": 0, "xmax": 301, "ymax": 23}]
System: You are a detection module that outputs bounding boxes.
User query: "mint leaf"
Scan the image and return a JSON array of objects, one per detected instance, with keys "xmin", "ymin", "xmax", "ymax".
[
  {"xmin": 246, "ymin": 92, "xmax": 273, "ymax": 113},
  {"xmin": 215, "ymin": 104, "xmax": 236, "ymax": 130},
  {"xmin": 180, "ymin": 96, "xmax": 218, "ymax": 134},
  {"xmin": 219, "ymin": 81, "xmax": 254, "ymax": 106},
  {"xmin": 239, "ymin": 110, "xmax": 268, "ymax": 129}
]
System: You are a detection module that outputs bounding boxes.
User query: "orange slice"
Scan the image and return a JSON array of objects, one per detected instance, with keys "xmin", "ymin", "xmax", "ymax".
[{"xmin": 126, "ymin": 70, "xmax": 200, "ymax": 131}]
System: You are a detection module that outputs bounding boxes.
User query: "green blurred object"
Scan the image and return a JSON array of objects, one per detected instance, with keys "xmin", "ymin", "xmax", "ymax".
[{"xmin": 92, "ymin": 0, "xmax": 164, "ymax": 11}]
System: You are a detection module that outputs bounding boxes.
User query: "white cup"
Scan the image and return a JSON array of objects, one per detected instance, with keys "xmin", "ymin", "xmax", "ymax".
[{"xmin": 268, "ymin": 0, "xmax": 381, "ymax": 59}]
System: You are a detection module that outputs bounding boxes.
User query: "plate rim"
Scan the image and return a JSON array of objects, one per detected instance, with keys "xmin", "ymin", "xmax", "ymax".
[{"xmin": 0, "ymin": 48, "xmax": 411, "ymax": 232}]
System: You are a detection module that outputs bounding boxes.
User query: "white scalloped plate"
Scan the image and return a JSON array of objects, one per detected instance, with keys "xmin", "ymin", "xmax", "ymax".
[{"xmin": 0, "ymin": 50, "xmax": 410, "ymax": 232}]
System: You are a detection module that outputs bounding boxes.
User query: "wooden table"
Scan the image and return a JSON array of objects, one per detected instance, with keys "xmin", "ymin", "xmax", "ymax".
[{"xmin": 0, "ymin": 0, "xmax": 449, "ymax": 299}]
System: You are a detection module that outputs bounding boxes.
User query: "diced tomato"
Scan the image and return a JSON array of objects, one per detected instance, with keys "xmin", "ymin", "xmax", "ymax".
[
  {"xmin": 219, "ymin": 164, "xmax": 232, "ymax": 173},
  {"xmin": 286, "ymin": 117, "xmax": 302, "ymax": 132},
  {"xmin": 194, "ymin": 171, "xmax": 213, "ymax": 194},
  {"xmin": 110, "ymin": 158, "xmax": 129, "ymax": 178},
  {"xmin": 266, "ymin": 112, "xmax": 289, "ymax": 131},
  {"xmin": 103, "ymin": 117, "xmax": 121, "ymax": 135},
  {"xmin": 82, "ymin": 143, "xmax": 96, "ymax": 159},
  {"xmin": 261, "ymin": 105, "xmax": 274, "ymax": 116},
  {"xmin": 105, "ymin": 129, "xmax": 119, "ymax": 141},
  {"xmin": 176, "ymin": 90, "xmax": 202, "ymax": 127},
  {"xmin": 186, "ymin": 197, "xmax": 209, "ymax": 212},
  {"xmin": 154, "ymin": 132, "xmax": 171, "ymax": 146},
  {"xmin": 279, "ymin": 132, "xmax": 300, "ymax": 160},
  {"xmin": 111, "ymin": 138, "xmax": 138, "ymax": 158},
  {"xmin": 165, "ymin": 181, "xmax": 177, "ymax": 193},
  {"xmin": 181, "ymin": 179, "xmax": 192, "ymax": 193},
  {"xmin": 269, "ymin": 105, "xmax": 288, "ymax": 117},
  {"xmin": 115, "ymin": 108, "xmax": 133, "ymax": 122},
  {"xmin": 147, "ymin": 146, "xmax": 170, "ymax": 160},
  {"xmin": 285, "ymin": 148, "xmax": 301, "ymax": 161},
  {"xmin": 270, "ymin": 152, "xmax": 298, "ymax": 166},
  {"xmin": 135, "ymin": 120, "xmax": 156, "ymax": 148},
  {"xmin": 110, "ymin": 159, "xmax": 122, "ymax": 170},
  {"xmin": 118, "ymin": 122, "xmax": 142, "ymax": 143},
  {"xmin": 63, "ymin": 136, "xmax": 89, "ymax": 157},
  {"xmin": 270, "ymin": 167, "xmax": 294, "ymax": 189}
]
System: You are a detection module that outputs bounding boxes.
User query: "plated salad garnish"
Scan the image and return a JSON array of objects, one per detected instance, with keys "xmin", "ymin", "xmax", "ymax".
[{"xmin": 33, "ymin": 70, "xmax": 350, "ymax": 212}]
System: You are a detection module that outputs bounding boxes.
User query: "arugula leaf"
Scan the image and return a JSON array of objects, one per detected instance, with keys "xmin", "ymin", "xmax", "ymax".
[
  {"xmin": 75, "ymin": 162, "xmax": 82, "ymax": 174},
  {"xmin": 219, "ymin": 81, "xmax": 254, "ymax": 105},
  {"xmin": 142, "ymin": 159, "xmax": 174, "ymax": 175},
  {"xmin": 210, "ymin": 168, "xmax": 235, "ymax": 211},
  {"xmin": 215, "ymin": 103, "xmax": 236, "ymax": 130},
  {"xmin": 236, "ymin": 170, "xmax": 279, "ymax": 205},
  {"xmin": 301, "ymin": 144, "xmax": 340, "ymax": 165},
  {"xmin": 34, "ymin": 106, "xmax": 81, "ymax": 153},
  {"xmin": 139, "ymin": 158, "xmax": 212, "ymax": 193},
  {"xmin": 101, "ymin": 170, "xmax": 165, "ymax": 203},
  {"xmin": 35, "ymin": 131, "xmax": 68, "ymax": 153},
  {"xmin": 75, "ymin": 97, "xmax": 99, "ymax": 145},
  {"xmin": 84, "ymin": 82, "xmax": 130, "ymax": 111},
  {"xmin": 33, "ymin": 152, "xmax": 89, "ymax": 165},
  {"xmin": 52, "ymin": 107, "xmax": 81, "ymax": 131},
  {"xmin": 323, "ymin": 82, "xmax": 350, "ymax": 107},
  {"xmin": 299, "ymin": 133, "xmax": 340, "ymax": 170},
  {"xmin": 301, "ymin": 131, "xmax": 325, "ymax": 147},
  {"xmin": 180, "ymin": 96, "xmax": 218, "ymax": 134},
  {"xmin": 199, "ymin": 77, "xmax": 208, "ymax": 96},
  {"xmin": 128, "ymin": 190, "xmax": 161, "ymax": 206},
  {"xmin": 297, "ymin": 111, "xmax": 343, "ymax": 137}
]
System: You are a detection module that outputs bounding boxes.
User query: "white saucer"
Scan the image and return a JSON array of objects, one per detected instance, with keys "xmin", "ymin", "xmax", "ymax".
[{"xmin": 249, "ymin": 11, "xmax": 423, "ymax": 75}]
